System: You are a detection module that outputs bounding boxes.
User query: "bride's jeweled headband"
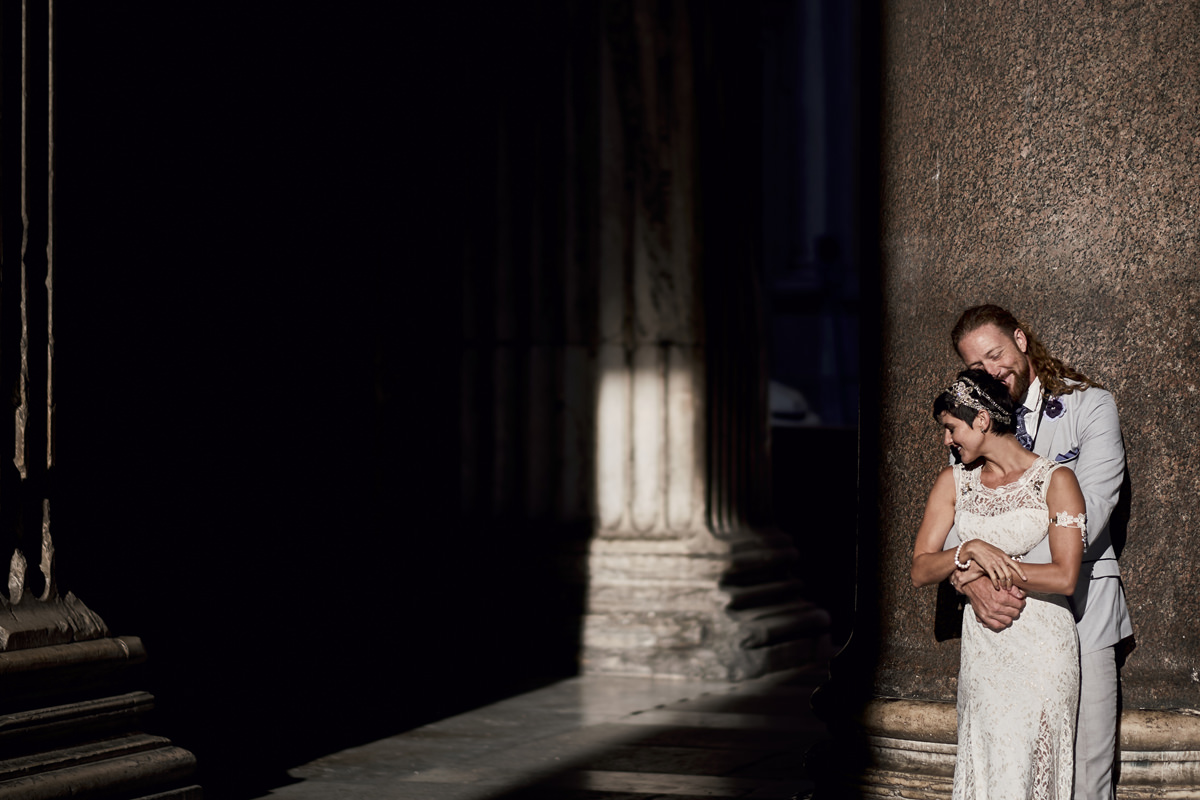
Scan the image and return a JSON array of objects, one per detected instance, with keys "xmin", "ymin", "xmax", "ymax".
[{"xmin": 941, "ymin": 376, "xmax": 1013, "ymax": 426}]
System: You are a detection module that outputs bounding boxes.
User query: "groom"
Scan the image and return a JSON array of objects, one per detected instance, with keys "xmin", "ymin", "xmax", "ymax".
[{"xmin": 943, "ymin": 304, "xmax": 1132, "ymax": 800}]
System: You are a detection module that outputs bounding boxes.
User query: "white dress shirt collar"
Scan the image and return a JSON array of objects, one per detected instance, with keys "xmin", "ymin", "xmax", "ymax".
[{"xmin": 1022, "ymin": 375, "xmax": 1044, "ymax": 440}]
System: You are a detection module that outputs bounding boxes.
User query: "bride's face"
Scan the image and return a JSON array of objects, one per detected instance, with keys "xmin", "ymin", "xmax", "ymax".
[{"xmin": 940, "ymin": 410, "xmax": 985, "ymax": 462}]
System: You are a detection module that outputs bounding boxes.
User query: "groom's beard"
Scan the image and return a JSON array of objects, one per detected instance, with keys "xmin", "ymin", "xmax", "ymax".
[{"xmin": 1008, "ymin": 361, "xmax": 1032, "ymax": 403}]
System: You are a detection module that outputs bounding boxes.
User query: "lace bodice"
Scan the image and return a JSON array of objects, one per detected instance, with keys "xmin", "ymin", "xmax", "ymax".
[{"xmin": 953, "ymin": 457, "xmax": 1060, "ymax": 558}]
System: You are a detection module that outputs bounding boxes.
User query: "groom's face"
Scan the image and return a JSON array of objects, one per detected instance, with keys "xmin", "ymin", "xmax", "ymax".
[{"xmin": 956, "ymin": 323, "xmax": 1033, "ymax": 402}]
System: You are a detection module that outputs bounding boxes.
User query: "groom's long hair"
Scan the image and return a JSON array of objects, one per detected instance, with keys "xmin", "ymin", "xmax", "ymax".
[{"xmin": 951, "ymin": 304, "xmax": 1104, "ymax": 397}]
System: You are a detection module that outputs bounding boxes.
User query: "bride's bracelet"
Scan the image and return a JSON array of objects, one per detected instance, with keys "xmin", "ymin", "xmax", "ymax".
[{"xmin": 954, "ymin": 541, "xmax": 972, "ymax": 570}]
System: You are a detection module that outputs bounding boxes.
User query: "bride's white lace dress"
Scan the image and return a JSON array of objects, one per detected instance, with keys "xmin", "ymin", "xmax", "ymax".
[{"xmin": 952, "ymin": 456, "xmax": 1080, "ymax": 800}]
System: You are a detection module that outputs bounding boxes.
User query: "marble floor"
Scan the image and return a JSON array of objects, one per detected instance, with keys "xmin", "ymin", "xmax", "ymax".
[{"xmin": 248, "ymin": 643, "xmax": 835, "ymax": 800}]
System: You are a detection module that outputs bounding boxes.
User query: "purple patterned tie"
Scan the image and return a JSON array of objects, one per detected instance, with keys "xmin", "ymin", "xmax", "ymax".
[{"xmin": 1015, "ymin": 406, "xmax": 1034, "ymax": 451}]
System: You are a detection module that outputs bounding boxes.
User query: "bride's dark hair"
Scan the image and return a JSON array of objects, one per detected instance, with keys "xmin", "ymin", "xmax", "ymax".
[{"xmin": 933, "ymin": 368, "xmax": 1017, "ymax": 436}]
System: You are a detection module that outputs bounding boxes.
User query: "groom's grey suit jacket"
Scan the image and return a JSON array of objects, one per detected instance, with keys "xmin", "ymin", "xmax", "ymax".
[{"xmin": 946, "ymin": 382, "xmax": 1132, "ymax": 655}]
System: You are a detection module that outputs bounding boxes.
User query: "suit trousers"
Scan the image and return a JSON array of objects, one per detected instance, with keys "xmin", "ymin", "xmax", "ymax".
[{"xmin": 1075, "ymin": 645, "xmax": 1118, "ymax": 800}]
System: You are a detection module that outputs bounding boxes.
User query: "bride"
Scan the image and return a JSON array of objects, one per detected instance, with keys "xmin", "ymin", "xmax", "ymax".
[{"xmin": 911, "ymin": 369, "xmax": 1085, "ymax": 800}]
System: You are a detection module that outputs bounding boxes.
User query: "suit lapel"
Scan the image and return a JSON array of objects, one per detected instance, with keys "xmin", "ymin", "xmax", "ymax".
[{"xmin": 1032, "ymin": 392, "xmax": 1076, "ymax": 463}]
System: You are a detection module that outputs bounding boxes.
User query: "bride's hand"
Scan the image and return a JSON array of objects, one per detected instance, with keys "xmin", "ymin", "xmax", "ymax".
[
  {"xmin": 961, "ymin": 540, "xmax": 1027, "ymax": 591},
  {"xmin": 949, "ymin": 561, "xmax": 985, "ymax": 591}
]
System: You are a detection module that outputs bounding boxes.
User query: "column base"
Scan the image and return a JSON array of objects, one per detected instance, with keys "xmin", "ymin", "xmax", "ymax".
[
  {"xmin": 1117, "ymin": 708, "xmax": 1200, "ymax": 798},
  {"xmin": 0, "ymin": 592, "xmax": 108, "ymax": 651},
  {"xmin": 581, "ymin": 529, "xmax": 831, "ymax": 680},
  {"xmin": 0, "ymin": 636, "xmax": 201, "ymax": 799},
  {"xmin": 808, "ymin": 697, "xmax": 1200, "ymax": 800}
]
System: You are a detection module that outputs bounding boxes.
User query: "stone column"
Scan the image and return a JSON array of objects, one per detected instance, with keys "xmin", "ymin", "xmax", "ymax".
[
  {"xmin": 457, "ymin": 1, "xmax": 829, "ymax": 682},
  {"xmin": 0, "ymin": 5, "xmax": 198, "ymax": 798},
  {"xmin": 580, "ymin": 0, "xmax": 828, "ymax": 680},
  {"xmin": 814, "ymin": 2, "xmax": 1200, "ymax": 797}
]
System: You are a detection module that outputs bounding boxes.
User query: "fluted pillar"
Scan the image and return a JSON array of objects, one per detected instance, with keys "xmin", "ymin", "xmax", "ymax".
[
  {"xmin": 579, "ymin": 0, "xmax": 825, "ymax": 680},
  {"xmin": 0, "ymin": 5, "xmax": 198, "ymax": 797},
  {"xmin": 814, "ymin": 2, "xmax": 1200, "ymax": 797},
  {"xmin": 458, "ymin": 1, "xmax": 828, "ymax": 682}
]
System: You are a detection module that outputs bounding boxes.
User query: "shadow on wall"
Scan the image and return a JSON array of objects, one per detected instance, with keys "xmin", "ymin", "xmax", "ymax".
[{"xmin": 773, "ymin": 425, "xmax": 858, "ymax": 648}]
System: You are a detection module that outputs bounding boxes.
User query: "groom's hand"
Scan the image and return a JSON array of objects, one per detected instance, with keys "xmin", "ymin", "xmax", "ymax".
[{"xmin": 951, "ymin": 569, "xmax": 1026, "ymax": 630}]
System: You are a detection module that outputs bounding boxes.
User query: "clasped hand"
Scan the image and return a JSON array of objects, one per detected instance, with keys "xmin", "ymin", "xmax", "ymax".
[{"xmin": 953, "ymin": 540, "xmax": 1027, "ymax": 631}]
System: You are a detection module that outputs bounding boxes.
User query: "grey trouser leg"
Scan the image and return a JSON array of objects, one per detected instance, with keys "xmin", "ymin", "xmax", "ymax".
[{"xmin": 1075, "ymin": 646, "xmax": 1118, "ymax": 800}]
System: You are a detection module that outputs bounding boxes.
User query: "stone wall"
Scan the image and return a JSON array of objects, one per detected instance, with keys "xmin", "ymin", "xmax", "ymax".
[
  {"xmin": 810, "ymin": 4, "xmax": 1200, "ymax": 796},
  {"xmin": 871, "ymin": 0, "xmax": 1200, "ymax": 722}
]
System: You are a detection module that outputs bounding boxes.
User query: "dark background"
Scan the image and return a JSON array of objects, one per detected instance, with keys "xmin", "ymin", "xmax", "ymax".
[
  {"xmin": 45, "ymin": 4, "xmax": 872, "ymax": 796},
  {"xmin": 54, "ymin": 6, "xmax": 463, "ymax": 794}
]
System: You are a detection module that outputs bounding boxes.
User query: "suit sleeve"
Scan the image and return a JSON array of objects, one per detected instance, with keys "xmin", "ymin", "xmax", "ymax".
[{"xmin": 1069, "ymin": 390, "xmax": 1125, "ymax": 558}]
